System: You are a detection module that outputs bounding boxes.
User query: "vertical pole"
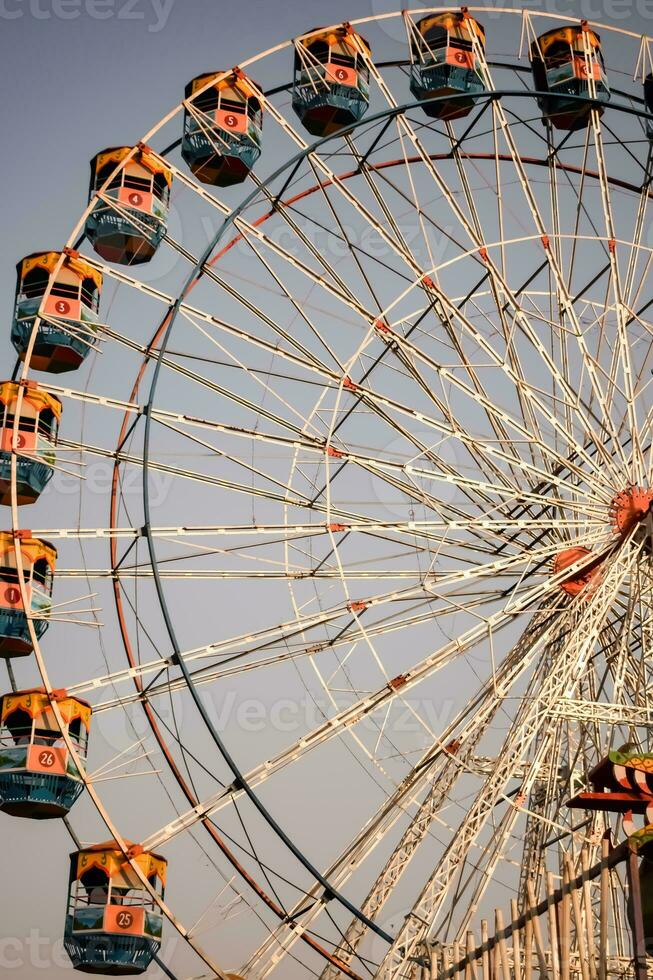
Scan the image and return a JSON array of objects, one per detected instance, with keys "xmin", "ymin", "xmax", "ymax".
[
  {"xmin": 526, "ymin": 880, "xmax": 549, "ymax": 978},
  {"xmin": 468, "ymin": 931, "xmax": 479, "ymax": 980},
  {"xmin": 496, "ymin": 909, "xmax": 511, "ymax": 980},
  {"xmin": 524, "ymin": 913, "xmax": 533, "ymax": 980},
  {"xmin": 547, "ymin": 872, "xmax": 561, "ymax": 980},
  {"xmin": 431, "ymin": 944, "xmax": 439, "ymax": 980},
  {"xmin": 559, "ymin": 861, "xmax": 571, "ymax": 980},
  {"xmin": 599, "ymin": 837, "xmax": 609, "ymax": 980},
  {"xmin": 444, "ymin": 942, "xmax": 452, "ymax": 980},
  {"xmin": 626, "ymin": 843, "xmax": 649, "ymax": 980},
  {"xmin": 465, "ymin": 935, "xmax": 473, "ymax": 980},
  {"xmin": 482, "ymin": 920, "xmax": 490, "ymax": 980},
  {"xmin": 564, "ymin": 853, "xmax": 590, "ymax": 980},
  {"xmin": 512, "ymin": 899, "xmax": 522, "ymax": 980},
  {"xmin": 581, "ymin": 847, "xmax": 597, "ymax": 980}
]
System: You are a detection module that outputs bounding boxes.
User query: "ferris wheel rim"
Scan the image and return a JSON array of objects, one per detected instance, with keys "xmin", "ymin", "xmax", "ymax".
[
  {"xmin": 123, "ymin": 82, "xmax": 653, "ymax": 968},
  {"xmin": 128, "ymin": 83, "xmax": 647, "ymax": 955}
]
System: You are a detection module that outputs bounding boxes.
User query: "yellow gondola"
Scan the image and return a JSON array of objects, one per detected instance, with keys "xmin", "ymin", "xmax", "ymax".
[
  {"xmin": 182, "ymin": 70, "xmax": 263, "ymax": 186},
  {"xmin": 531, "ymin": 23, "xmax": 610, "ymax": 131},
  {"xmin": 0, "ymin": 382, "xmax": 62, "ymax": 505},
  {"xmin": 85, "ymin": 146, "xmax": 172, "ymax": 265},
  {"xmin": 12, "ymin": 251, "xmax": 102, "ymax": 373},
  {"xmin": 0, "ymin": 531, "xmax": 56, "ymax": 657},
  {"xmin": 408, "ymin": 11, "xmax": 485, "ymax": 121},
  {"xmin": 0, "ymin": 688, "xmax": 90, "ymax": 819},
  {"xmin": 293, "ymin": 25, "xmax": 370, "ymax": 137},
  {"xmin": 64, "ymin": 841, "xmax": 167, "ymax": 975}
]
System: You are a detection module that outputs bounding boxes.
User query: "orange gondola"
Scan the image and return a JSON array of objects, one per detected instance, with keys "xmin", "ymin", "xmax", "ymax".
[
  {"xmin": 12, "ymin": 251, "xmax": 102, "ymax": 373},
  {"xmin": 64, "ymin": 842, "xmax": 166, "ymax": 974},
  {"xmin": 0, "ymin": 531, "xmax": 56, "ymax": 657},
  {"xmin": 408, "ymin": 11, "xmax": 485, "ymax": 120},
  {"xmin": 182, "ymin": 70, "xmax": 263, "ymax": 186},
  {"xmin": 0, "ymin": 688, "xmax": 90, "ymax": 819},
  {"xmin": 293, "ymin": 26, "xmax": 370, "ymax": 137},
  {"xmin": 0, "ymin": 382, "xmax": 61, "ymax": 505},
  {"xmin": 85, "ymin": 146, "xmax": 172, "ymax": 265},
  {"xmin": 531, "ymin": 23, "xmax": 610, "ymax": 130}
]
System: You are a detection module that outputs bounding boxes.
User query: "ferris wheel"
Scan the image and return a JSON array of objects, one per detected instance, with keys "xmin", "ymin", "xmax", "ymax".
[{"xmin": 5, "ymin": 7, "xmax": 653, "ymax": 979}]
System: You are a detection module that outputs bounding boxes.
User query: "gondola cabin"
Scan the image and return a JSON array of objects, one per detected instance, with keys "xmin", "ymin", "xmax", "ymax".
[
  {"xmin": 182, "ymin": 71, "xmax": 263, "ymax": 186},
  {"xmin": 292, "ymin": 26, "xmax": 371, "ymax": 137},
  {"xmin": 0, "ymin": 531, "xmax": 56, "ymax": 657},
  {"xmin": 567, "ymin": 745, "xmax": 653, "ymax": 847},
  {"xmin": 0, "ymin": 382, "xmax": 61, "ymax": 505},
  {"xmin": 0, "ymin": 688, "xmax": 90, "ymax": 819},
  {"xmin": 85, "ymin": 147, "xmax": 172, "ymax": 265},
  {"xmin": 408, "ymin": 12, "xmax": 485, "ymax": 121},
  {"xmin": 11, "ymin": 251, "xmax": 102, "ymax": 373},
  {"xmin": 530, "ymin": 24, "xmax": 610, "ymax": 131},
  {"xmin": 64, "ymin": 842, "xmax": 166, "ymax": 975}
]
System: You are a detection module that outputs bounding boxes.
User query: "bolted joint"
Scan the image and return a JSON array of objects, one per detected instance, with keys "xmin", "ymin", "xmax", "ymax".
[
  {"xmin": 348, "ymin": 600, "xmax": 367, "ymax": 613},
  {"xmin": 325, "ymin": 445, "xmax": 344, "ymax": 459},
  {"xmin": 388, "ymin": 673, "xmax": 409, "ymax": 691}
]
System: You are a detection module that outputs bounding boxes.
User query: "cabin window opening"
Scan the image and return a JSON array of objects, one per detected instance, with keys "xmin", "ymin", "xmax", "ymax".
[
  {"xmin": 21, "ymin": 268, "xmax": 50, "ymax": 300},
  {"xmin": 306, "ymin": 39, "xmax": 330, "ymax": 63},
  {"xmin": 5, "ymin": 708, "xmax": 33, "ymax": 745},
  {"xmin": 152, "ymin": 173, "xmax": 170, "ymax": 204},
  {"xmin": 248, "ymin": 96, "xmax": 262, "ymax": 120},
  {"xmin": 51, "ymin": 280, "xmax": 80, "ymax": 301},
  {"xmin": 94, "ymin": 164, "xmax": 124, "ymax": 194},
  {"xmin": 32, "ymin": 557, "xmax": 52, "ymax": 591},
  {"xmin": 544, "ymin": 40, "xmax": 573, "ymax": 69},
  {"xmin": 68, "ymin": 715, "xmax": 83, "ymax": 744},
  {"xmin": 421, "ymin": 24, "xmax": 448, "ymax": 52},
  {"xmin": 81, "ymin": 868, "xmax": 110, "ymax": 906},
  {"xmin": 80, "ymin": 277, "xmax": 99, "ymax": 311},
  {"xmin": 3, "ymin": 412, "xmax": 37, "ymax": 435},
  {"xmin": 220, "ymin": 95, "xmax": 246, "ymax": 113},
  {"xmin": 123, "ymin": 173, "xmax": 152, "ymax": 194},
  {"xmin": 194, "ymin": 86, "xmax": 220, "ymax": 114},
  {"xmin": 38, "ymin": 409, "xmax": 56, "ymax": 440},
  {"xmin": 0, "ymin": 565, "xmax": 20, "ymax": 585}
]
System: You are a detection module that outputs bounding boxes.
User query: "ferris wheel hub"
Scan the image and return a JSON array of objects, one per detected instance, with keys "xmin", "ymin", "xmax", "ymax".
[
  {"xmin": 609, "ymin": 487, "xmax": 653, "ymax": 535},
  {"xmin": 552, "ymin": 546, "xmax": 600, "ymax": 598}
]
